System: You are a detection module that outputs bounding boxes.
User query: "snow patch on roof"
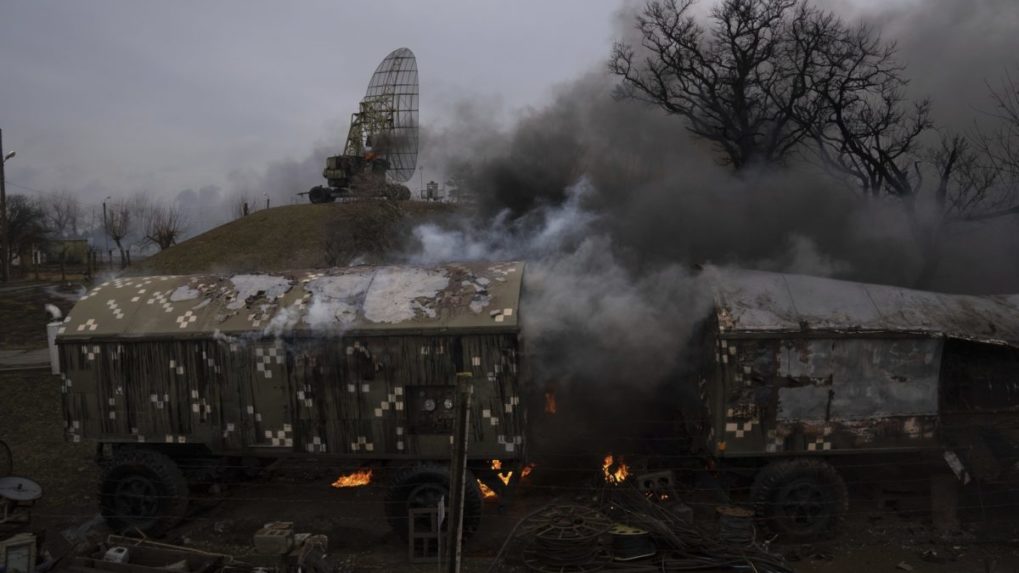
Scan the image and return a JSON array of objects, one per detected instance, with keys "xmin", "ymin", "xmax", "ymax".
[
  {"xmin": 304, "ymin": 273, "xmax": 374, "ymax": 330},
  {"xmin": 363, "ymin": 267, "xmax": 450, "ymax": 323},
  {"xmin": 227, "ymin": 275, "xmax": 293, "ymax": 310},
  {"xmin": 170, "ymin": 286, "xmax": 201, "ymax": 302}
]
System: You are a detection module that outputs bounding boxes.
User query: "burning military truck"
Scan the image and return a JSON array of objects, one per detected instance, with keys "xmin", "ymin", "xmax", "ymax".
[
  {"xmin": 690, "ymin": 268, "xmax": 1019, "ymax": 540},
  {"xmin": 51, "ymin": 262, "xmax": 525, "ymax": 537}
]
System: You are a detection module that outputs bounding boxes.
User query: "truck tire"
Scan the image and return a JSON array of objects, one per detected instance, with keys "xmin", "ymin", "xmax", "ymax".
[
  {"xmin": 750, "ymin": 459, "xmax": 848, "ymax": 541},
  {"xmin": 99, "ymin": 448, "xmax": 189, "ymax": 537},
  {"xmin": 384, "ymin": 464, "xmax": 483, "ymax": 541}
]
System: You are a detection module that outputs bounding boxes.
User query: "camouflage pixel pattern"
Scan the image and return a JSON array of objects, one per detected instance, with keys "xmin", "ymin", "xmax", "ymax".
[{"xmin": 57, "ymin": 262, "xmax": 526, "ymax": 460}]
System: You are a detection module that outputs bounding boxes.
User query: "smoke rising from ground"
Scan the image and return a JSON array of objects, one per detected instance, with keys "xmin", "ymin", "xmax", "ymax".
[
  {"xmin": 406, "ymin": 180, "xmax": 713, "ymax": 451},
  {"xmin": 410, "ymin": 180, "xmax": 710, "ymax": 384}
]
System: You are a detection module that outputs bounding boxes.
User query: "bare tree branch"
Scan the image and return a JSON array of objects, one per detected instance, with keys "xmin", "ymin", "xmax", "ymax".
[
  {"xmin": 143, "ymin": 202, "xmax": 187, "ymax": 250},
  {"xmin": 43, "ymin": 190, "xmax": 82, "ymax": 280},
  {"xmin": 611, "ymin": 0, "xmax": 816, "ymax": 169},
  {"xmin": 106, "ymin": 199, "xmax": 132, "ymax": 269}
]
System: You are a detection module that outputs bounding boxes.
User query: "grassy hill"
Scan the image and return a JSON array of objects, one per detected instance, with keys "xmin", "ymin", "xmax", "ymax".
[{"xmin": 130, "ymin": 201, "xmax": 457, "ymax": 276}]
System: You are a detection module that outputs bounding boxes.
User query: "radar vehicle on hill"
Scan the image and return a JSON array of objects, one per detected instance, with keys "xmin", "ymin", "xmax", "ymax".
[{"xmin": 305, "ymin": 48, "xmax": 418, "ymax": 203}]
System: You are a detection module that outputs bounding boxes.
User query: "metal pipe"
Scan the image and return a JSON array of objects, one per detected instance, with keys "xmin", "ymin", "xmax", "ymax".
[
  {"xmin": 102, "ymin": 197, "xmax": 110, "ymax": 269},
  {"xmin": 1, "ymin": 129, "xmax": 10, "ymax": 282}
]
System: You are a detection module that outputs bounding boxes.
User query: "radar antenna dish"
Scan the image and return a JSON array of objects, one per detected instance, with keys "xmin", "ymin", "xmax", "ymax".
[
  {"xmin": 352, "ymin": 47, "xmax": 419, "ymax": 183},
  {"xmin": 305, "ymin": 48, "xmax": 419, "ymax": 203}
]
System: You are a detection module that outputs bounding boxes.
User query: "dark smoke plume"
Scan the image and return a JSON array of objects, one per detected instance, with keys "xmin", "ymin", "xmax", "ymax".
[
  {"xmin": 399, "ymin": 0, "xmax": 1019, "ymax": 454},
  {"xmin": 422, "ymin": 0, "xmax": 1019, "ymax": 293}
]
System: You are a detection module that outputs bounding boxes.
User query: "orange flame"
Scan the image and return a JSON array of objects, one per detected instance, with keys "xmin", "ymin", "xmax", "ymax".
[
  {"xmin": 491, "ymin": 459, "xmax": 513, "ymax": 486},
  {"xmin": 545, "ymin": 391, "xmax": 557, "ymax": 414},
  {"xmin": 331, "ymin": 468, "xmax": 373, "ymax": 488},
  {"xmin": 602, "ymin": 454, "xmax": 629, "ymax": 484},
  {"xmin": 522, "ymin": 463, "xmax": 535, "ymax": 478},
  {"xmin": 477, "ymin": 479, "xmax": 497, "ymax": 499}
]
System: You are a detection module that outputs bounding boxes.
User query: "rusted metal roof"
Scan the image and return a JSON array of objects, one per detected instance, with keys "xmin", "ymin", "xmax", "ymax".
[
  {"xmin": 708, "ymin": 266, "xmax": 1019, "ymax": 346},
  {"xmin": 57, "ymin": 261, "xmax": 523, "ymax": 341}
]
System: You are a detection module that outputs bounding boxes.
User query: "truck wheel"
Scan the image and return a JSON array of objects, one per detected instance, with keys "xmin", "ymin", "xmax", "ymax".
[
  {"xmin": 99, "ymin": 448, "xmax": 189, "ymax": 537},
  {"xmin": 750, "ymin": 459, "xmax": 848, "ymax": 541},
  {"xmin": 385, "ymin": 464, "xmax": 483, "ymax": 541}
]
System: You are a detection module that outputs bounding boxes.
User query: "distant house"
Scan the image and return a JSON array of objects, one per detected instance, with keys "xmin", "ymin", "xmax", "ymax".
[
  {"xmin": 11, "ymin": 243, "xmax": 46, "ymax": 267},
  {"xmin": 46, "ymin": 238, "xmax": 90, "ymax": 265}
]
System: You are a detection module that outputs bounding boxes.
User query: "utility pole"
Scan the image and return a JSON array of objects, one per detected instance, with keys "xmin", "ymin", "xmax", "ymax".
[
  {"xmin": 0, "ymin": 129, "xmax": 13, "ymax": 283},
  {"xmin": 102, "ymin": 197, "xmax": 111, "ymax": 269},
  {"xmin": 445, "ymin": 374, "xmax": 473, "ymax": 573}
]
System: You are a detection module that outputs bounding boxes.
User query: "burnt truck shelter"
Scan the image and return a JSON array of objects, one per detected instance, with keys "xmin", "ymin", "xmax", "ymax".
[
  {"xmin": 696, "ymin": 267, "xmax": 1019, "ymax": 462},
  {"xmin": 54, "ymin": 261, "xmax": 526, "ymax": 462}
]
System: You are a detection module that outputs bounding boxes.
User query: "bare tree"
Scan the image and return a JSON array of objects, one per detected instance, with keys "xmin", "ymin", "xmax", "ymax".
[
  {"xmin": 803, "ymin": 17, "xmax": 932, "ymax": 199},
  {"xmin": 905, "ymin": 135, "xmax": 1002, "ymax": 287},
  {"xmin": 44, "ymin": 191, "xmax": 82, "ymax": 280},
  {"xmin": 143, "ymin": 202, "xmax": 187, "ymax": 250},
  {"xmin": 5, "ymin": 195, "xmax": 49, "ymax": 275},
  {"xmin": 971, "ymin": 71, "xmax": 1019, "ymax": 220},
  {"xmin": 610, "ymin": 0, "xmax": 827, "ymax": 169},
  {"xmin": 793, "ymin": 15, "xmax": 1001, "ymax": 286},
  {"xmin": 106, "ymin": 199, "xmax": 132, "ymax": 269},
  {"xmin": 808, "ymin": 49, "xmax": 1019, "ymax": 285}
]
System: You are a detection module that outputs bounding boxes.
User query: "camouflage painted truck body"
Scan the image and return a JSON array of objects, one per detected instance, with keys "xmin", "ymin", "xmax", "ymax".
[
  {"xmin": 686, "ymin": 268, "xmax": 1019, "ymax": 540},
  {"xmin": 693, "ymin": 268, "xmax": 1019, "ymax": 464},
  {"xmin": 54, "ymin": 261, "xmax": 526, "ymax": 462}
]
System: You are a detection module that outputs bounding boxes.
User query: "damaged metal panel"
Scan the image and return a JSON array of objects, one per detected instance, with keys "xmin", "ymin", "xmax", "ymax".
[
  {"xmin": 775, "ymin": 338, "xmax": 940, "ymax": 421},
  {"xmin": 715, "ymin": 337, "xmax": 942, "ymax": 457},
  {"xmin": 697, "ymin": 268, "xmax": 1019, "ymax": 462}
]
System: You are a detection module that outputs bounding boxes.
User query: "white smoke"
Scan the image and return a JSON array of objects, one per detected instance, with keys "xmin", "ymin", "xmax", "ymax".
[{"xmin": 406, "ymin": 178, "xmax": 714, "ymax": 387}]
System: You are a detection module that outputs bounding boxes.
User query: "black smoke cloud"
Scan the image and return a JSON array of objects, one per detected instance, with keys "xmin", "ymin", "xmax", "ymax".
[
  {"xmin": 435, "ymin": 72, "xmax": 923, "ymax": 287},
  {"xmin": 424, "ymin": 0, "xmax": 1019, "ymax": 294},
  {"xmin": 395, "ymin": 0, "xmax": 1019, "ymax": 456}
]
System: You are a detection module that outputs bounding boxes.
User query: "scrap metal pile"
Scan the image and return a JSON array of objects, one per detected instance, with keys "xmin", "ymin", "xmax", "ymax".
[{"xmin": 488, "ymin": 479, "xmax": 793, "ymax": 573}]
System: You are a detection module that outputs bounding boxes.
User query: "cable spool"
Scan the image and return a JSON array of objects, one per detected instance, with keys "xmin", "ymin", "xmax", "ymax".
[
  {"xmin": 520, "ymin": 505, "xmax": 612, "ymax": 572},
  {"xmin": 717, "ymin": 505, "xmax": 756, "ymax": 546},
  {"xmin": 609, "ymin": 524, "xmax": 656, "ymax": 562}
]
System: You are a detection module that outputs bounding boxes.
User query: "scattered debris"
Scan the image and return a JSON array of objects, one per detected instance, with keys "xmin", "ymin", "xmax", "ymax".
[{"xmin": 491, "ymin": 481, "xmax": 794, "ymax": 573}]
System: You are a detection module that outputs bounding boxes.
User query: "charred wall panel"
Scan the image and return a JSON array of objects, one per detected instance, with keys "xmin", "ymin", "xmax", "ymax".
[
  {"xmin": 716, "ymin": 337, "xmax": 942, "ymax": 457},
  {"xmin": 939, "ymin": 340, "xmax": 1019, "ymax": 480}
]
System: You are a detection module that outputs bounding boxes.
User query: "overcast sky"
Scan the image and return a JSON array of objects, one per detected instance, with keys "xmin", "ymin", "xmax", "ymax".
[
  {"xmin": 0, "ymin": 0, "xmax": 958, "ymax": 215},
  {"xmin": 0, "ymin": 0, "xmax": 624, "ymax": 205}
]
